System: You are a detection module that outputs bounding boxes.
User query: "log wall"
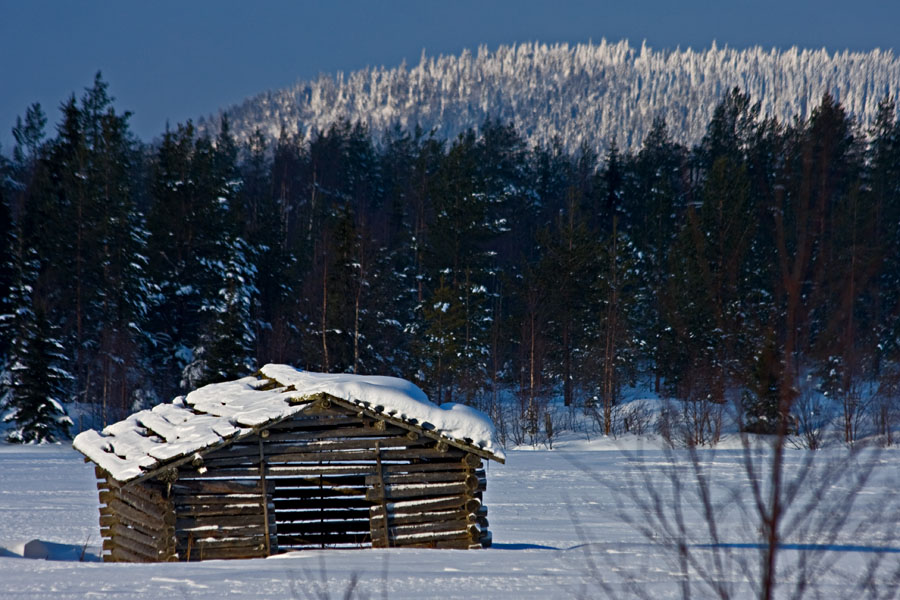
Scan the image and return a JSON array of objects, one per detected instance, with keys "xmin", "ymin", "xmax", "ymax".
[
  {"xmin": 173, "ymin": 434, "xmax": 277, "ymax": 561},
  {"xmin": 96, "ymin": 467, "xmax": 176, "ymax": 562}
]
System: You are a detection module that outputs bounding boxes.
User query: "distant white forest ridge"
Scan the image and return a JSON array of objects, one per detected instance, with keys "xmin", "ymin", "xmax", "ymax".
[{"xmin": 199, "ymin": 39, "xmax": 900, "ymax": 154}]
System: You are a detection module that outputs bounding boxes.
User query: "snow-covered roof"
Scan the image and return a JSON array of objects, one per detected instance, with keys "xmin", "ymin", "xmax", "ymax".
[{"xmin": 73, "ymin": 364, "xmax": 505, "ymax": 482}]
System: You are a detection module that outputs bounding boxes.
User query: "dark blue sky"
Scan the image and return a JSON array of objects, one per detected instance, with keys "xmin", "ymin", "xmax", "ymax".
[{"xmin": 1, "ymin": 0, "xmax": 896, "ymax": 147}]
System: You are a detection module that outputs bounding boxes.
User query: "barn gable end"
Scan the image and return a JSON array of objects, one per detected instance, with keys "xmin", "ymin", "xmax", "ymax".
[{"xmin": 75, "ymin": 365, "xmax": 502, "ymax": 561}]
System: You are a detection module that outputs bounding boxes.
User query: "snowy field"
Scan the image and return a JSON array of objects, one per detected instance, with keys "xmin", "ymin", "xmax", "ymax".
[{"xmin": 1, "ymin": 440, "xmax": 899, "ymax": 599}]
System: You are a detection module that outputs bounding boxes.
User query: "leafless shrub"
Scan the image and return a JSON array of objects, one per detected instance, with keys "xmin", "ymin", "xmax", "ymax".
[
  {"xmin": 567, "ymin": 433, "xmax": 900, "ymax": 600},
  {"xmin": 656, "ymin": 397, "xmax": 725, "ymax": 447},
  {"xmin": 875, "ymin": 372, "xmax": 900, "ymax": 447},
  {"xmin": 792, "ymin": 384, "xmax": 833, "ymax": 450}
]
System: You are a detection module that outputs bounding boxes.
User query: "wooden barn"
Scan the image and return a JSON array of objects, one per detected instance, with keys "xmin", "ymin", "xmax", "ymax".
[{"xmin": 73, "ymin": 364, "xmax": 505, "ymax": 562}]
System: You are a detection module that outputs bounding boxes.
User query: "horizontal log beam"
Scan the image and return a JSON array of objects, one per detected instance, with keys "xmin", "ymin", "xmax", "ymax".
[
  {"xmin": 367, "ymin": 481, "xmax": 469, "ymax": 501},
  {"xmin": 275, "ymin": 520, "xmax": 371, "ymax": 535},
  {"xmin": 272, "ymin": 497, "xmax": 372, "ymax": 510},
  {"xmin": 177, "ymin": 514, "xmax": 266, "ymax": 530},
  {"xmin": 175, "ymin": 504, "xmax": 271, "ymax": 518},
  {"xmin": 108, "ymin": 498, "xmax": 173, "ymax": 528},
  {"xmin": 271, "ymin": 508, "xmax": 369, "ymax": 522},
  {"xmin": 369, "ymin": 508, "xmax": 469, "ymax": 527},
  {"xmin": 277, "ymin": 532, "xmax": 371, "ymax": 547},
  {"xmin": 172, "ymin": 479, "xmax": 261, "ymax": 495}
]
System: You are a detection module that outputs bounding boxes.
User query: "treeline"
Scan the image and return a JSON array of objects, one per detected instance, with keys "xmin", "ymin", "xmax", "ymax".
[{"xmin": 2, "ymin": 74, "xmax": 900, "ymax": 444}]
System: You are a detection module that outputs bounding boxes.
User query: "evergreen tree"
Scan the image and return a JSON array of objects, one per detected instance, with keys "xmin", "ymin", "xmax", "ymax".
[{"xmin": 1, "ymin": 253, "xmax": 73, "ymax": 442}]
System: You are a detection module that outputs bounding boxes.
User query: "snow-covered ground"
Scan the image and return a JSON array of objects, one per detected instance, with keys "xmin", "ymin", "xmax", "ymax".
[{"xmin": 1, "ymin": 440, "xmax": 898, "ymax": 599}]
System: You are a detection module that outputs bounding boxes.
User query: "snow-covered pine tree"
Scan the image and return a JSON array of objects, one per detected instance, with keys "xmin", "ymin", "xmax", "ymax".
[
  {"xmin": 1, "ymin": 251, "xmax": 73, "ymax": 443},
  {"xmin": 181, "ymin": 117, "xmax": 259, "ymax": 389},
  {"xmin": 183, "ymin": 237, "xmax": 258, "ymax": 388}
]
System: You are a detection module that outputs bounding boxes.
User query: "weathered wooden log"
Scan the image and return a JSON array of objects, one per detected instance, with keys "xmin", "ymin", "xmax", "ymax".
[
  {"xmin": 366, "ymin": 481, "xmax": 469, "ymax": 502},
  {"xmin": 269, "ymin": 474, "xmax": 368, "ymax": 488},
  {"xmin": 108, "ymin": 498, "xmax": 173, "ymax": 529},
  {"xmin": 110, "ymin": 544, "xmax": 156, "ymax": 563},
  {"xmin": 388, "ymin": 529, "xmax": 471, "ymax": 546},
  {"xmin": 175, "ymin": 504, "xmax": 271, "ymax": 518},
  {"xmin": 103, "ymin": 533, "xmax": 161, "ymax": 561},
  {"xmin": 266, "ymin": 427, "xmax": 409, "ymax": 444},
  {"xmin": 463, "ymin": 453, "xmax": 482, "ymax": 468},
  {"xmin": 107, "ymin": 522, "xmax": 167, "ymax": 552},
  {"xmin": 173, "ymin": 493, "xmax": 262, "ymax": 506},
  {"xmin": 277, "ymin": 532, "xmax": 371, "ymax": 547},
  {"xmin": 176, "ymin": 525, "xmax": 271, "ymax": 540},
  {"xmin": 275, "ymin": 520, "xmax": 371, "ymax": 535},
  {"xmin": 270, "ymin": 485, "xmax": 366, "ymax": 499},
  {"xmin": 171, "ymin": 479, "xmax": 261, "ymax": 495},
  {"xmin": 267, "ymin": 464, "xmax": 379, "ymax": 476},
  {"xmin": 180, "ymin": 543, "xmax": 270, "ymax": 561},
  {"xmin": 266, "ymin": 415, "xmax": 364, "ymax": 430},
  {"xmin": 252, "ymin": 447, "xmax": 465, "ymax": 464},
  {"xmin": 370, "ymin": 508, "xmax": 468, "ymax": 527},
  {"xmin": 371, "ymin": 518, "xmax": 470, "ymax": 539},
  {"xmin": 100, "ymin": 491, "xmax": 169, "ymax": 522},
  {"xmin": 177, "ymin": 467, "xmax": 261, "ymax": 479},
  {"xmin": 365, "ymin": 471, "xmax": 469, "ymax": 486},
  {"xmin": 176, "ymin": 514, "xmax": 266, "ymax": 530},
  {"xmin": 264, "ymin": 436, "xmax": 426, "ymax": 459},
  {"xmin": 272, "ymin": 508, "xmax": 370, "ymax": 522},
  {"xmin": 370, "ymin": 495, "xmax": 474, "ymax": 515},
  {"xmin": 271, "ymin": 497, "xmax": 371, "ymax": 510}
]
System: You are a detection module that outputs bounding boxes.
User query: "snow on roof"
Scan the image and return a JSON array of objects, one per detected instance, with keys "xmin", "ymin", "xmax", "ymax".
[{"xmin": 73, "ymin": 364, "xmax": 504, "ymax": 482}]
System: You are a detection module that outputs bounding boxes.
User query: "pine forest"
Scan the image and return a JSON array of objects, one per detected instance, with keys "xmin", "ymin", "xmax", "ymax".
[{"xmin": 2, "ymin": 64, "xmax": 900, "ymax": 448}]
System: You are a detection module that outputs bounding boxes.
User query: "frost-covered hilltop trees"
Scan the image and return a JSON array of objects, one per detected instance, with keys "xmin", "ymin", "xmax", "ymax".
[
  {"xmin": 201, "ymin": 40, "xmax": 900, "ymax": 156},
  {"xmin": 3, "ymin": 72, "xmax": 900, "ymax": 445}
]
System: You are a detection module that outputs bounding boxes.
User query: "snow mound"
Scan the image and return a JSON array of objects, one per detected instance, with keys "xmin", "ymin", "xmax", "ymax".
[{"xmin": 73, "ymin": 364, "xmax": 504, "ymax": 482}]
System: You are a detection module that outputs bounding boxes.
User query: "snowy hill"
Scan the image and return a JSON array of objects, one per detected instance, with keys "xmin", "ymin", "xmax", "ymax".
[{"xmin": 200, "ymin": 40, "xmax": 900, "ymax": 154}]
